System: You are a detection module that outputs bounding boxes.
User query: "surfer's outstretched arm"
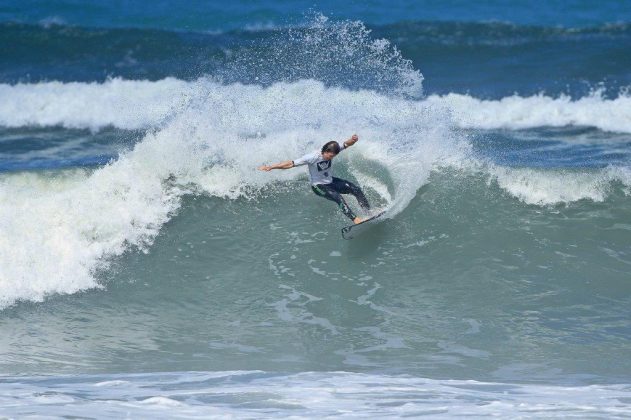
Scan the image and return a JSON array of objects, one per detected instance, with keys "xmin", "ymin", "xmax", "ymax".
[
  {"xmin": 342, "ymin": 134, "xmax": 359, "ymax": 149},
  {"xmin": 258, "ymin": 160, "xmax": 294, "ymax": 171}
]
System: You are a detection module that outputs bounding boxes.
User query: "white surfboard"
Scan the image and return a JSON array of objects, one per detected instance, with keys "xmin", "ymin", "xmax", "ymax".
[{"xmin": 341, "ymin": 210, "xmax": 386, "ymax": 240}]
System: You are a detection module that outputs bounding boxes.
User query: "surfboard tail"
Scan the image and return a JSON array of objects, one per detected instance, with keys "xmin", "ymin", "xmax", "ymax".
[{"xmin": 341, "ymin": 211, "xmax": 386, "ymax": 240}]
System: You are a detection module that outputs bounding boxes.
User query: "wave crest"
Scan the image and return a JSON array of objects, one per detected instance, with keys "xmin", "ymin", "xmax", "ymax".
[{"xmin": 429, "ymin": 89, "xmax": 631, "ymax": 133}]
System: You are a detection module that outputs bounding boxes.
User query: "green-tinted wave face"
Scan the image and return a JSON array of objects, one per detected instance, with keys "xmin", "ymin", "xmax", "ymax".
[{"xmin": 3, "ymin": 167, "xmax": 631, "ymax": 382}]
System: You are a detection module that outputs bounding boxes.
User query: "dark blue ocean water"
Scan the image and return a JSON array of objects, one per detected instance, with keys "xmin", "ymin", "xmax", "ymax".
[
  {"xmin": 2, "ymin": 0, "xmax": 631, "ymax": 97},
  {"xmin": 4, "ymin": 0, "xmax": 631, "ymax": 30}
]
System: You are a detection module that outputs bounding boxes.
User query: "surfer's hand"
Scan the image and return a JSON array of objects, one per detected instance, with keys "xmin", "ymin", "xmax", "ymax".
[
  {"xmin": 345, "ymin": 134, "xmax": 359, "ymax": 148},
  {"xmin": 258, "ymin": 165, "xmax": 271, "ymax": 171}
]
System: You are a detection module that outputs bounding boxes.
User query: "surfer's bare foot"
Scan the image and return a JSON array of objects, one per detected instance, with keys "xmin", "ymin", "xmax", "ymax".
[{"xmin": 353, "ymin": 217, "xmax": 363, "ymax": 224}]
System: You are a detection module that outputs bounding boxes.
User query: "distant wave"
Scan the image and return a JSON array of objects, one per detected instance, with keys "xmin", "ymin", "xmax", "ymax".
[
  {"xmin": 1, "ymin": 79, "xmax": 630, "ymax": 133},
  {"xmin": 2, "ymin": 19, "xmax": 629, "ymax": 92},
  {"xmin": 0, "ymin": 78, "xmax": 193, "ymax": 130},
  {"xmin": 427, "ymin": 90, "xmax": 631, "ymax": 133},
  {"xmin": 4, "ymin": 20, "xmax": 631, "ymax": 40}
]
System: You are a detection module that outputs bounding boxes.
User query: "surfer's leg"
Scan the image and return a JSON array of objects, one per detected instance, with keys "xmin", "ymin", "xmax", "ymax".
[
  {"xmin": 331, "ymin": 178, "xmax": 371, "ymax": 210},
  {"xmin": 312, "ymin": 184, "xmax": 357, "ymax": 221}
]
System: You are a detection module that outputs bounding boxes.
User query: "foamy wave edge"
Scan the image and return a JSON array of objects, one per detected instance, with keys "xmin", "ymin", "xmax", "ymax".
[
  {"xmin": 1, "ymin": 371, "xmax": 630, "ymax": 418},
  {"xmin": 1, "ymin": 79, "xmax": 630, "ymax": 133},
  {"xmin": 428, "ymin": 90, "xmax": 631, "ymax": 133}
]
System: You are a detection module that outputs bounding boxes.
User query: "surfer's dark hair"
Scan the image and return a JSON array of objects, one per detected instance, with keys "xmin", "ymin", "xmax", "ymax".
[{"xmin": 321, "ymin": 141, "xmax": 341, "ymax": 154}]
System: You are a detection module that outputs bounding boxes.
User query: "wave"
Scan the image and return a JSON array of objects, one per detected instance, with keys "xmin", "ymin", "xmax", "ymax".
[
  {"xmin": 0, "ymin": 78, "xmax": 193, "ymax": 131},
  {"xmin": 2, "ymin": 79, "xmax": 630, "ymax": 309},
  {"xmin": 429, "ymin": 90, "xmax": 631, "ymax": 133},
  {"xmin": 0, "ymin": 79, "xmax": 456, "ymax": 309},
  {"xmin": 1, "ymin": 79, "xmax": 630, "ymax": 133},
  {"xmin": 486, "ymin": 165, "xmax": 631, "ymax": 205},
  {"xmin": 1, "ymin": 371, "xmax": 629, "ymax": 417}
]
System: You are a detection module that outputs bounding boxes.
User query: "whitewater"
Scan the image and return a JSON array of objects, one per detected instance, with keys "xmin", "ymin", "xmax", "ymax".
[
  {"xmin": 2, "ymin": 78, "xmax": 631, "ymax": 309},
  {"xmin": 2, "ymin": 78, "xmax": 630, "ymax": 133},
  {"xmin": 1, "ymin": 371, "xmax": 630, "ymax": 418}
]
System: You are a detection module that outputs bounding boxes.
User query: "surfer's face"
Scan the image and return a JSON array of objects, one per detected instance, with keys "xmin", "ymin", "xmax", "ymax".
[{"xmin": 322, "ymin": 151, "xmax": 337, "ymax": 160}]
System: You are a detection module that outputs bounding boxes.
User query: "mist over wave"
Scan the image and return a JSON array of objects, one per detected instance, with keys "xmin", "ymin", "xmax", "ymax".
[
  {"xmin": 0, "ymin": 78, "xmax": 192, "ymax": 130},
  {"xmin": 482, "ymin": 164, "xmax": 631, "ymax": 205}
]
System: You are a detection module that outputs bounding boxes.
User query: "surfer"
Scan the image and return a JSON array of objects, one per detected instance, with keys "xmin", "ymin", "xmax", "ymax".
[{"xmin": 258, "ymin": 134, "xmax": 371, "ymax": 224}]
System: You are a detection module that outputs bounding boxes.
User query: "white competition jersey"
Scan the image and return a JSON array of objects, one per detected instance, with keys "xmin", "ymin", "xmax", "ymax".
[{"xmin": 293, "ymin": 145, "xmax": 346, "ymax": 185}]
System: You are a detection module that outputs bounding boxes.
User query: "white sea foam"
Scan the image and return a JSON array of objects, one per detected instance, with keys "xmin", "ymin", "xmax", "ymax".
[
  {"xmin": 1, "ymin": 79, "xmax": 630, "ymax": 132},
  {"xmin": 485, "ymin": 165, "xmax": 631, "ymax": 205},
  {"xmin": 0, "ymin": 78, "xmax": 194, "ymax": 131},
  {"xmin": 0, "ymin": 164, "xmax": 181, "ymax": 308},
  {"xmin": 427, "ymin": 90, "xmax": 631, "ymax": 133},
  {"xmin": 0, "ymin": 371, "xmax": 629, "ymax": 418}
]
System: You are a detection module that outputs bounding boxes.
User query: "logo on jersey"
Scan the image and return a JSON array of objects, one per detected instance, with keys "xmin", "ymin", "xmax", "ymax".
[{"xmin": 317, "ymin": 160, "xmax": 331, "ymax": 171}]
